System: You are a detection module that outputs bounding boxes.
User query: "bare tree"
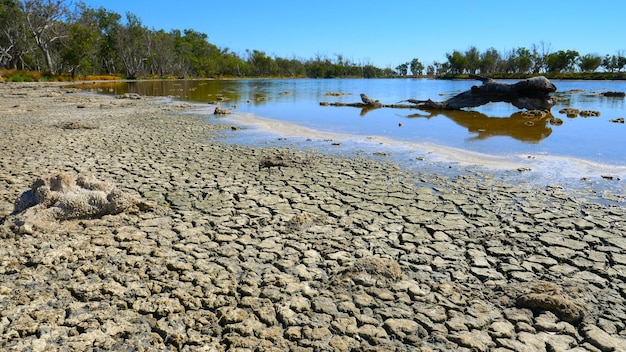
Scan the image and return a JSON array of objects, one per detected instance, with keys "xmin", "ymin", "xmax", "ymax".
[
  {"xmin": 147, "ymin": 29, "xmax": 175, "ymax": 76},
  {"xmin": 116, "ymin": 12, "xmax": 148, "ymax": 79},
  {"xmin": 20, "ymin": 0, "xmax": 69, "ymax": 74}
]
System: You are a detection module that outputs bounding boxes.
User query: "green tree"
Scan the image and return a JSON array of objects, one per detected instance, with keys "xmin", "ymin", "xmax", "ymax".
[
  {"xmin": 530, "ymin": 43, "xmax": 545, "ymax": 73},
  {"xmin": 410, "ymin": 58, "xmax": 424, "ymax": 75},
  {"xmin": 602, "ymin": 54, "xmax": 618, "ymax": 72},
  {"xmin": 305, "ymin": 53, "xmax": 331, "ymax": 78},
  {"xmin": 465, "ymin": 46, "xmax": 480, "ymax": 74},
  {"xmin": 61, "ymin": 21, "xmax": 98, "ymax": 77},
  {"xmin": 618, "ymin": 53, "xmax": 626, "ymax": 72},
  {"xmin": 84, "ymin": 5, "xmax": 122, "ymax": 75},
  {"xmin": 330, "ymin": 53, "xmax": 347, "ymax": 77},
  {"xmin": 383, "ymin": 67, "xmax": 396, "ymax": 77},
  {"xmin": 395, "ymin": 62, "xmax": 408, "ymax": 76},
  {"xmin": 446, "ymin": 50, "xmax": 467, "ymax": 74},
  {"xmin": 116, "ymin": 12, "xmax": 148, "ymax": 78},
  {"xmin": 578, "ymin": 54, "xmax": 602, "ymax": 72},
  {"xmin": 479, "ymin": 47, "xmax": 500, "ymax": 74},
  {"xmin": 433, "ymin": 61, "xmax": 449, "ymax": 75},
  {"xmin": 147, "ymin": 29, "xmax": 175, "ymax": 76},
  {"xmin": 246, "ymin": 49, "xmax": 277, "ymax": 76},
  {"xmin": 516, "ymin": 47, "xmax": 534, "ymax": 73},
  {"xmin": 544, "ymin": 50, "xmax": 579, "ymax": 73},
  {"xmin": 173, "ymin": 29, "xmax": 219, "ymax": 77},
  {"xmin": 219, "ymin": 48, "xmax": 247, "ymax": 76},
  {"xmin": 362, "ymin": 64, "xmax": 382, "ymax": 78},
  {"xmin": 59, "ymin": 2, "xmax": 113, "ymax": 77}
]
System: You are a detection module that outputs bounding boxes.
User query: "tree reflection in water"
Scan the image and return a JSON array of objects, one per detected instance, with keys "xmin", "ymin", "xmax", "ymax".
[{"xmin": 404, "ymin": 109, "xmax": 556, "ymax": 144}]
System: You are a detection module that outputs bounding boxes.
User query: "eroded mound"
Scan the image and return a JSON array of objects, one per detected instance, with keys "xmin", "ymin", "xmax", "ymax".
[{"xmin": 7, "ymin": 172, "xmax": 152, "ymax": 234}]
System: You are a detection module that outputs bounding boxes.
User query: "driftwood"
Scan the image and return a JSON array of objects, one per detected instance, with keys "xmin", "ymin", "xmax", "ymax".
[
  {"xmin": 403, "ymin": 75, "xmax": 557, "ymax": 110},
  {"xmin": 320, "ymin": 76, "xmax": 557, "ymax": 112},
  {"xmin": 321, "ymin": 93, "xmax": 415, "ymax": 109}
]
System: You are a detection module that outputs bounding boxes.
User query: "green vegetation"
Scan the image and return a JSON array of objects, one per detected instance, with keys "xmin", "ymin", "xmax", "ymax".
[{"xmin": 1, "ymin": 1, "xmax": 625, "ymax": 81}]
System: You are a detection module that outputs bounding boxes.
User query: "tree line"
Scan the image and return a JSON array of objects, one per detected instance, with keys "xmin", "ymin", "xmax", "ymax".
[
  {"xmin": 407, "ymin": 45, "xmax": 626, "ymax": 76},
  {"xmin": 2, "ymin": 0, "xmax": 625, "ymax": 80}
]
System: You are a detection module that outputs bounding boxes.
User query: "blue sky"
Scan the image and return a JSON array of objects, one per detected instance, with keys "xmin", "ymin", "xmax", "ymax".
[{"xmin": 79, "ymin": 0, "xmax": 626, "ymax": 68}]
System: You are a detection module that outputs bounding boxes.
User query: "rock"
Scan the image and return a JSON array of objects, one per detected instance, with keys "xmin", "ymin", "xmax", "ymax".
[
  {"xmin": 516, "ymin": 293, "xmax": 585, "ymax": 324},
  {"xmin": 601, "ymin": 91, "xmax": 625, "ymax": 97},
  {"xmin": 559, "ymin": 107, "xmax": 580, "ymax": 117},
  {"xmin": 448, "ymin": 329, "xmax": 495, "ymax": 351},
  {"xmin": 350, "ymin": 256, "xmax": 403, "ymax": 282},
  {"xmin": 312, "ymin": 296, "xmax": 339, "ymax": 316},
  {"xmin": 284, "ymin": 326, "xmax": 301, "ymax": 340},
  {"xmin": 581, "ymin": 324, "xmax": 626, "ymax": 352},
  {"xmin": 549, "ymin": 117, "xmax": 564, "ymax": 125},
  {"xmin": 383, "ymin": 318, "xmax": 421, "ymax": 340},
  {"xmin": 216, "ymin": 307, "xmax": 248, "ymax": 325},
  {"xmin": 213, "ymin": 106, "xmax": 232, "ymax": 115},
  {"xmin": 580, "ymin": 110, "xmax": 601, "ymax": 117},
  {"xmin": 154, "ymin": 316, "xmax": 187, "ymax": 348},
  {"xmin": 357, "ymin": 324, "xmax": 388, "ymax": 341},
  {"xmin": 115, "ymin": 92, "xmax": 142, "ymax": 99},
  {"xmin": 470, "ymin": 267, "xmax": 505, "ymax": 281},
  {"xmin": 488, "ymin": 321, "xmax": 515, "ymax": 339},
  {"xmin": 302, "ymin": 326, "xmax": 332, "ymax": 341},
  {"xmin": 521, "ymin": 109, "xmax": 548, "ymax": 118}
]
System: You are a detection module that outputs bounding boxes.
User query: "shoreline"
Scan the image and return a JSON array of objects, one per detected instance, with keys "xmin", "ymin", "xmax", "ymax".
[
  {"xmin": 1, "ymin": 82, "xmax": 625, "ymax": 351},
  {"xmin": 224, "ymin": 110, "xmax": 625, "ymax": 201}
]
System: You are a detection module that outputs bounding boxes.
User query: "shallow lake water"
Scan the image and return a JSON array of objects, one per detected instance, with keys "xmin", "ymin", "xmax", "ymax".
[{"xmin": 75, "ymin": 78, "xmax": 626, "ymax": 182}]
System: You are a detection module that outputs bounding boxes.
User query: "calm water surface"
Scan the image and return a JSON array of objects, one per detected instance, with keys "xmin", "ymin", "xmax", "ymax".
[{"xmin": 76, "ymin": 78, "xmax": 626, "ymax": 173}]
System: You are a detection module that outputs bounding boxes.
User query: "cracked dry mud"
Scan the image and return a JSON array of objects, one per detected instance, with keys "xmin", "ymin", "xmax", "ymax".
[{"xmin": 0, "ymin": 82, "xmax": 625, "ymax": 351}]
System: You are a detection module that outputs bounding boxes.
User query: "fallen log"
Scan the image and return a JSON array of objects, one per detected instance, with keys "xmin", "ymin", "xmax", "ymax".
[
  {"xmin": 402, "ymin": 75, "xmax": 557, "ymax": 110},
  {"xmin": 319, "ymin": 76, "xmax": 557, "ymax": 112}
]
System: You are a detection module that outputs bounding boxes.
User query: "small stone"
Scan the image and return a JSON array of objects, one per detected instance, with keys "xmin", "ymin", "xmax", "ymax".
[
  {"xmin": 488, "ymin": 321, "xmax": 515, "ymax": 339},
  {"xmin": 302, "ymin": 326, "xmax": 332, "ymax": 341},
  {"xmin": 516, "ymin": 293, "xmax": 585, "ymax": 324},
  {"xmin": 312, "ymin": 296, "xmax": 339, "ymax": 316},
  {"xmin": 217, "ymin": 307, "xmax": 248, "ymax": 325},
  {"xmin": 383, "ymin": 318, "xmax": 421, "ymax": 339},
  {"xmin": 357, "ymin": 324, "xmax": 388, "ymax": 340},
  {"xmin": 581, "ymin": 324, "xmax": 626, "ymax": 352},
  {"xmin": 449, "ymin": 329, "xmax": 495, "ymax": 351},
  {"xmin": 284, "ymin": 326, "xmax": 301, "ymax": 340},
  {"xmin": 470, "ymin": 267, "xmax": 505, "ymax": 281},
  {"xmin": 289, "ymin": 296, "xmax": 311, "ymax": 313}
]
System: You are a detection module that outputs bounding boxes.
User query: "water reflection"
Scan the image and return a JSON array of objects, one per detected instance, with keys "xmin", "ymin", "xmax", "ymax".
[
  {"xmin": 74, "ymin": 79, "xmax": 249, "ymax": 103},
  {"xmin": 350, "ymin": 104, "xmax": 554, "ymax": 143},
  {"xmin": 405, "ymin": 110, "xmax": 554, "ymax": 143}
]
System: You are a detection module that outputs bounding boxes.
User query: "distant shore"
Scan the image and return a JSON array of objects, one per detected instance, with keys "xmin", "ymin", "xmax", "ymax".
[
  {"xmin": 3, "ymin": 69, "xmax": 626, "ymax": 84},
  {"xmin": 1, "ymin": 82, "xmax": 625, "ymax": 351}
]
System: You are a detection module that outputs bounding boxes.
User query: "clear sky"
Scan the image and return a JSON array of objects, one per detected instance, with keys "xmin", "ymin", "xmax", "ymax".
[{"xmin": 79, "ymin": 0, "xmax": 626, "ymax": 68}]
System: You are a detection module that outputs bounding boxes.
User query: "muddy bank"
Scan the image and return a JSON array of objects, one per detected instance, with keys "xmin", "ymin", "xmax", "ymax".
[{"xmin": 0, "ymin": 82, "xmax": 625, "ymax": 351}]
